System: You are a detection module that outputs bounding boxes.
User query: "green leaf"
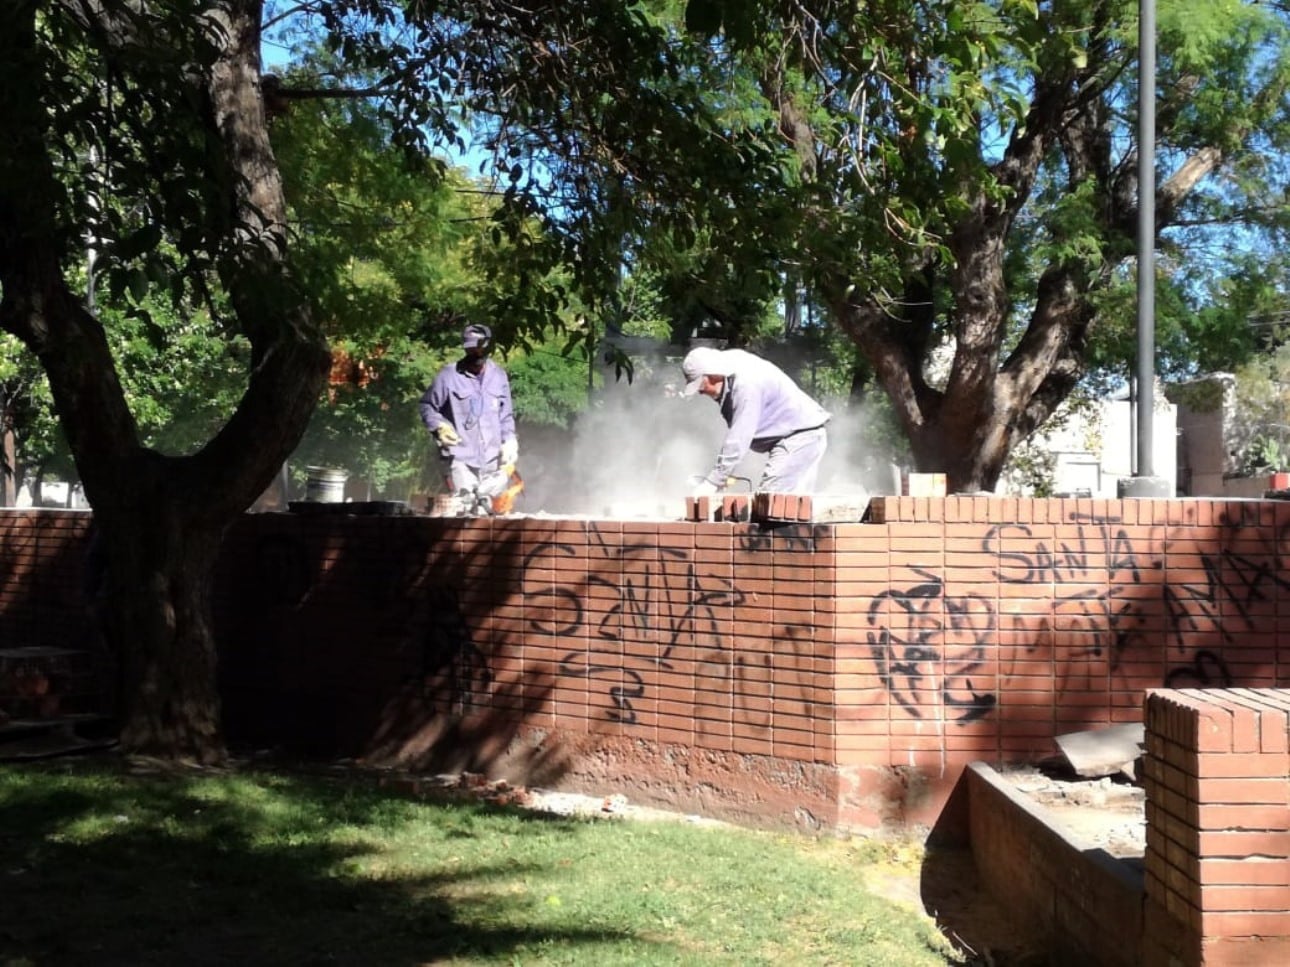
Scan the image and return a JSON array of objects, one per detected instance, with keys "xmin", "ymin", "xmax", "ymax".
[{"xmin": 115, "ymin": 223, "xmax": 163, "ymax": 261}]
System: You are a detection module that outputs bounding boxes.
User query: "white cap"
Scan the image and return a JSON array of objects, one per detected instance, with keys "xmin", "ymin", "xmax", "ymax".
[{"xmin": 681, "ymin": 347, "xmax": 724, "ymax": 396}]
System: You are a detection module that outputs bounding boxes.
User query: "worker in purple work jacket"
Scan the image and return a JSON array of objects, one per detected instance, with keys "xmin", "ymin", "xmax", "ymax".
[
  {"xmin": 681, "ymin": 346, "xmax": 829, "ymax": 496},
  {"xmin": 419, "ymin": 323, "xmax": 519, "ymax": 513}
]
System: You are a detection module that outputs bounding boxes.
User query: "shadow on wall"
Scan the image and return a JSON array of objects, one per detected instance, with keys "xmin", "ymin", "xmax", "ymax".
[
  {"xmin": 215, "ymin": 516, "xmax": 570, "ymax": 787},
  {"xmin": 0, "ymin": 512, "xmax": 98, "ymax": 651}
]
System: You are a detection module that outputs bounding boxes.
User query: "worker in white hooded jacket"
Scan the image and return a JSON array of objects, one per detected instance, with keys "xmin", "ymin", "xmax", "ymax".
[{"xmin": 680, "ymin": 346, "xmax": 830, "ymax": 496}]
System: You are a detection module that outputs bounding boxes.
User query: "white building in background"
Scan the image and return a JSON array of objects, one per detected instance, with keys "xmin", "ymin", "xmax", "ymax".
[
  {"xmin": 1000, "ymin": 383, "xmax": 1178, "ymax": 497},
  {"xmin": 1001, "ymin": 372, "xmax": 1286, "ymax": 500},
  {"xmin": 9, "ymin": 479, "xmax": 89, "ymax": 509},
  {"xmin": 1169, "ymin": 373, "xmax": 1238, "ymax": 496},
  {"xmin": 1167, "ymin": 372, "xmax": 1287, "ymax": 498}
]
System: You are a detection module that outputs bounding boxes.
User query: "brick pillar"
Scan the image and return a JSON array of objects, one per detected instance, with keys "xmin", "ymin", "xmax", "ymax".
[{"xmin": 1142, "ymin": 688, "xmax": 1290, "ymax": 966}]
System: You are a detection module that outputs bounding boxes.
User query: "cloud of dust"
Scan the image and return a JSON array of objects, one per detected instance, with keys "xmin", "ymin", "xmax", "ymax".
[
  {"xmin": 516, "ymin": 349, "xmax": 902, "ymax": 518},
  {"xmin": 519, "ymin": 351, "xmax": 727, "ymax": 517},
  {"xmin": 815, "ymin": 400, "xmax": 903, "ymax": 497}
]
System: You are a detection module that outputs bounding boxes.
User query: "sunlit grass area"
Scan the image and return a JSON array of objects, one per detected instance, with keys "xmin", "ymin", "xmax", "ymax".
[{"xmin": 0, "ymin": 757, "xmax": 960, "ymax": 965}]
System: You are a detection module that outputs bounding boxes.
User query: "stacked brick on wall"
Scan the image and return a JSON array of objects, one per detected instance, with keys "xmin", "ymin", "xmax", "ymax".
[{"xmin": 1143, "ymin": 688, "xmax": 1290, "ymax": 966}]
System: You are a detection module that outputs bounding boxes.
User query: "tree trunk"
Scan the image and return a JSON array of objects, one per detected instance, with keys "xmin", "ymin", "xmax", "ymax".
[
  {"xmin": 0, "ymin": 1, "xmax": 329, "ymax": 761},
  {"xmin": 824, "ymin": 59, "xmax": 1115, "ymax": 495},
  {"xmin": 906, "ymin": 390, "xmax": 1017, "ymax": 493},
  {"xmin": 100, "ymin": 505, "xmax": 226, "ymax": 759},
  {"xmin": 0, "ymin": 396, "xmax": 14, "ymax": 507}
]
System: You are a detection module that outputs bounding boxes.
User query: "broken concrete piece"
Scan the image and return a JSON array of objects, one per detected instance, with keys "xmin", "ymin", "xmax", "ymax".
[{"xmin": 1054, "ymin": 723, "xmax": 1145, "ymax": 779}]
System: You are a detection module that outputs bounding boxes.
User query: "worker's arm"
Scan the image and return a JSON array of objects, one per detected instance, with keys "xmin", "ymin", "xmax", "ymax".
[
  {"xmin": 496, "ymin": 369, "xmax": 517, "ymax": 444},
  {"xmin": 419, "ymin": 371, "xmax": 460, "ymax": 446},
  {"xmin": 707, "ymin": 384, "xmax": 759, "ymax": 486}
]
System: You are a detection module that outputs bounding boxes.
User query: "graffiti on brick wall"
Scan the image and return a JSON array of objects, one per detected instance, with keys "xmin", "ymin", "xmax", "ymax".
[
  {"xmin": 869, "ymin": 509, "xmax": 1287, "ymax": 721},
  {"xmin": 1160, "ymin": 545, "xmax": 1288, "ymax": 650},
  {"xmin": 1163, "ymin": 648, "xmax": 1233, "ymax": 688},
  {"xmin": 249, "ymin": 531, "xmax": 495, "ymax": 713},
  {"xmin": 737, "ymin": 524, "xmax": 817, "ymax": 553},
  {"xmin": 866, "ymin": 568, "xmax": 998, "ymax": 723},
  {"xmin": 988, "ymin": 514, "xmax": 1155, "ymax": 705},
  {"xmin": 524, "ymin": 522, "xmax": 747, "ymax": 724}
]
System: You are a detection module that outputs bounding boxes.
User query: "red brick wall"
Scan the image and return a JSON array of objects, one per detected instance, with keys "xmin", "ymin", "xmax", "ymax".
[
  {"xmin": 830, "ymin": 495, "xmax": 1290, "ymax": 825},
  {"xmin": 4, "ymin": 497, "xmax": 1290, "ymax": 830},
  {"xmin": 211, "ymin": 512, "xmax": 853, "ymax": 827},
  {"xmin": 965, "ymin": 762, "xmax": 1144, "ymax": 967},
  {"xmin": 1143, "ymin": 688, "xmax": 1290, "ymax": 966},
  {"xmin": 0, "ymin": 510, "xmax": 94, "ymax": 651}
]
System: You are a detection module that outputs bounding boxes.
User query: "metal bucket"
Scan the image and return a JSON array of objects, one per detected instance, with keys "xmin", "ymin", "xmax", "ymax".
[{"xmin": 304, "ymin": 466, "xmax": 347, "ymax": 503}]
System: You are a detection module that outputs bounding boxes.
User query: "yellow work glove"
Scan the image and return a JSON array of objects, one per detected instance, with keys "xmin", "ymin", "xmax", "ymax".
[{"xmin": 434, "ymin": 423, "xmax": 461, "ymax": 447}]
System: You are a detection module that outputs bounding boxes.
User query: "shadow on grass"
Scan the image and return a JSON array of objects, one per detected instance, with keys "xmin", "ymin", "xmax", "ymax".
[
  {"xmin": 0, "ymin": 757, "xmax": 645, "ymax": 966},
  {"xmin": 919, "ymin": 847, "xmax": 1050, "ymax": 967}
]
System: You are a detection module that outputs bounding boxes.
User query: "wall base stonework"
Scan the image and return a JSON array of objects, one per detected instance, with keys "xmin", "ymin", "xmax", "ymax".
[{"xmin": 359, "ymin": 709, "xmax": 854, "ymax": 830}]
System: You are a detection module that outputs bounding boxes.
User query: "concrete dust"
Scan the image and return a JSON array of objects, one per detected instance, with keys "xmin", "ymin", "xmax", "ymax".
[{"xmin": 377, "ymin": 770, "xmax": 734, "ymax": 828}]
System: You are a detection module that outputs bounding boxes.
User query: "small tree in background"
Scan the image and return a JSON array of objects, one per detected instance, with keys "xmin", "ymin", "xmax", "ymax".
[{"xmin": 1233, "ymin": 344, "xmax": 1290, "ymax": 474}]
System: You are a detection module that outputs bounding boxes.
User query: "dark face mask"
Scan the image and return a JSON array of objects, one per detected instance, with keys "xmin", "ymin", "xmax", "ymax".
[{"xmin": 464, "ymin": 348, "xmax": 488, "ymax": 373}]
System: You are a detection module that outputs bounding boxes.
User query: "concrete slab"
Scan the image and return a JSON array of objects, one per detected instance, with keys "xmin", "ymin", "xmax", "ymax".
[{"xmin": 1055, "ymin": 723, "xmax": 1145, "ymax": 778}]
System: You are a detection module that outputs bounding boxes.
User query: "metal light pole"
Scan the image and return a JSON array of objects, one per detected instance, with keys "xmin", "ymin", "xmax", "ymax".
[{"xmin": 1120, "ymin": 0, "xmax": 1172, "ymax": 498}]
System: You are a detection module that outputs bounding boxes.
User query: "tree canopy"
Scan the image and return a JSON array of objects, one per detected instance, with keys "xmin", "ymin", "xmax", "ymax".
[{"xmin": 278, "ymin": 0, "xmax": 1290, "ymax": 490}]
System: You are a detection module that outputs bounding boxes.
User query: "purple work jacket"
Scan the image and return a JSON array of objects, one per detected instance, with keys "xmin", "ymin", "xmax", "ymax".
[
  {"xmin": 705, "ymin": 348, "xmax": 830, "ymax": 485},
  {"xmin": 419, "ymin": 358, "xmax": 516, "ymax": 469}
]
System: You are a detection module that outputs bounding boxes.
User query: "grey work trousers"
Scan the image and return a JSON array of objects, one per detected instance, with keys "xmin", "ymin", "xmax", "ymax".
[
  {"xmin": 444, "ymin": 459, "xmax": 510, "ymax": 499},
  {"xmin": 757, "ymin": 425, "xmax": 827, "ymax": 493}
]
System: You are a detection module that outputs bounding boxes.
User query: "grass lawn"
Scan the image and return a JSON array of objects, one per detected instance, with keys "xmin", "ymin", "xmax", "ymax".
[{"xmin": 0, "ymin": 756, "xmax": 962, "ymax": 966}]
